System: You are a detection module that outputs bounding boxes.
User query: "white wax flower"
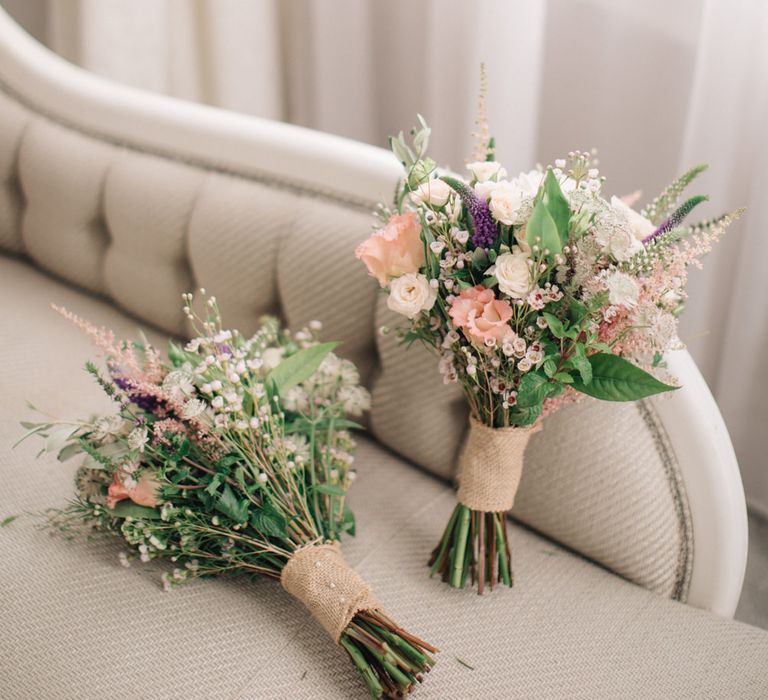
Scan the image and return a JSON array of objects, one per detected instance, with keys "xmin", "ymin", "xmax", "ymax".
[{"xmin": 511, "ymin": 169, "xmax": 544, "ymax": 198}]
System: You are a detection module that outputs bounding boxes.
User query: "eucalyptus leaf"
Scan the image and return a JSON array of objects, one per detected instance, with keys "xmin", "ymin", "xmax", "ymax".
[
  {"xmin": 57, "ymin": 443, "xmax": 82, "ymax": 462},
  {"xmin": 571, "ymin": 353, "xmax": 678, "ymax": 401}
]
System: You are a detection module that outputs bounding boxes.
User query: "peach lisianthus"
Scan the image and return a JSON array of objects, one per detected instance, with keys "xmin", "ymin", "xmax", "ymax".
[
  {"xmin": 448, "ymin": 285, "xmax": 513, "ymax": 347},
  {"xmin": 106, "ymin": 471, "xmax": 162, "ymax": 509},
  {"xmin": 355, "ymin": 212, "xmax": 425, "ymax": 287}
]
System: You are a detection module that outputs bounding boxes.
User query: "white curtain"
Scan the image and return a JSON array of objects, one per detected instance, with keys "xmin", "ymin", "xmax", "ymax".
[{"xmin": 12, "ymin": 0, "xmax": 767, "ymax": 513}]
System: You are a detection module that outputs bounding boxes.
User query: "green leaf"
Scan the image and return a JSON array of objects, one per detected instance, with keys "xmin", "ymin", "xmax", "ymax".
[
  {"xmin": 541, "ymin": 169, "xmax": 570, "ymax": 245},
  {"xmin": 1, "ymin": 515, "xmax": 19, "ymax": 527},
  {"xmin": 554, "ymin": 372, "xmax": 573, "ymax": 384},
  {"xmin": 421, "ymin": 224, "xmax": 440, "ymax": 278},
  {"xmin": 516, "ymin": 372, "xmax": 552, "ymax": 408},
  {"xmin": 341, "ymin": 502, "xmax": 356, "ymax": 537},
  {"xmin": 215, "ymin": 484, "xmax": 250, "ymax": 523},
  {"xmin": 108, "ymin": 501, "xmax": 163, "ymax": 520},
  {"xmin": 267, "ymin": 342, "xmax": 338, "ymax": 397},
  {"xmin": 568, "ymin": 299, "xmax": 588, "ymax": 323},
  {"xmin": 167, "ymin": 341, "xmax": 187, "ymax": 368},
  {"xmin": 542, "ymin": 312, "xmax": 565, "ymax": 339},
  {"xmin": 571, "ymin": 353, "xmax": 679, "ymax": 401},
  {"xmin": 205, "ymin": 474, "xmax": 223, "ymax": 496},
  {"xmin": 250, "ymin": 502, "xmax": 287, "ymax": 538},
  {"xmin": 508, "ymin": 404, "xmax": 542, "ymax": 426},
  {"xmin": 543, "ymin": 359, "xmax": 557, "ymax": 378},
  {"xmin": 45, "ymin": 427, "xmax": 77, "ymax": 454},
  {"xmin": 569, "ymin": 344, "xmax": 592, "ymax": 385},
  {"xmin": 57, "ymin": 443, "xmax": 82, "ymax": 462},
  {"xmin": 312, "ymin": 484, "xmax": 346, "ymax": 498},
  {"xmin": 471, "ymin": 247, "xmax": 489, "ymax": 272},
  {"xmin": 526, "ymin": 200, "xmax": 562, "ymax": 255}
]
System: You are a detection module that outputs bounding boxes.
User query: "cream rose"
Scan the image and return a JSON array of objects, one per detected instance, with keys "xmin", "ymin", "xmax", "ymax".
[
  {"xmin": 492, "ymin": 252, "xmax": 533, "ymax": 298},
  {"xmin": 611, "ymin": 196, "xmax": 655, "ymax": 242},
  {"xmin": 467, "ymin": 161, "xmax": 503, "ymax": 183},
  {"xmin": 387, "ymin": 273, "xmax": 437, "ymax": 319},
  {"xmin": 410, "ymin": 178, "xmax": 451, "ymax": 207},
  {"xmin": 511, "ymin": 169, "xmax": 544, "ymax": 198},
  {"xmin": 489, "ymin": 181, "xmax": 525, "ymax": 225}
]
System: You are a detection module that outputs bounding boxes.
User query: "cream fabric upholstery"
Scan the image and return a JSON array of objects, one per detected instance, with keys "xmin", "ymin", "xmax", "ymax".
[
  {"xmin": 1, "ymin": 258, "xmax": 767, "ymax": 699},
  {"xmin": 0, "ymin": 80, "xmax": 692, "ymax": 599}
]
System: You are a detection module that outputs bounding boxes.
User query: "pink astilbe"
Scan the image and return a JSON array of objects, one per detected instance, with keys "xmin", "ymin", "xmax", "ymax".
[{"xmin": 52, "ymin": 305, "xmax": 119, "ymax": 357}]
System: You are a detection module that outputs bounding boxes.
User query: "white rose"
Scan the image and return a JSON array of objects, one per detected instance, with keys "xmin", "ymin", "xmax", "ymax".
[
  {"xmin": 511, "ymin": 169, "xmax": 544, "ymax": 198},
  {"xmin": 488, "ymin": 181, "xmax": 525, "ymax": 226},
  {"xmin": 611, "ymin": 196, "xmax": 655, "ymax": 242},
  {"xmin": 387, "ymin": 273, "xmax": 437, "ymax": 319},
  {"xmin": 467, "ymin": 161, "xmax": 504, "ymax": 183},
  {"xmin": 492, "ymin": 252, "xmax": 533, "ymax": 298},
  {"xmin": 605, "ymin": 271, "xmax": 639, "ymax": 307},
  {"xmin": 262, "ymin": 347, "xmax": 284, "ymax": 370},
  {"xmin": 410, "ymin": 179, "xmax": 451, "ymax": 207}
]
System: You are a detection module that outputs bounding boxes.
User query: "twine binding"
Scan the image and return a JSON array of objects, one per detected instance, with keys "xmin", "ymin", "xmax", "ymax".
[
  {"xmin": 281, "ymin": 541, "xmax": 381, "ymax": 642},
  {"xmin": 457, "ymin": 417, "xmax": 542, "ymax": 512}
]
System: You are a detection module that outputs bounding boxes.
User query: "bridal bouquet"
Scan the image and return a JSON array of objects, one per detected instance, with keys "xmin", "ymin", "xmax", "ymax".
[
  {"xmin": 356, "ymin": 86, "xmax": 740, "ymax": 593},
  {"xmin": 18, "ymin": 296, "xmax": 436, "ymax": 699}
]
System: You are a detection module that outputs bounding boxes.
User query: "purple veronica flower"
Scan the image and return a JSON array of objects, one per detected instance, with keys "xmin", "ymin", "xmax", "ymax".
[
  {"xmin": 113, "ymin": 375, "xmax": 161, "ymax": 413},
  {"xmin": 441, "ymin": 176, "xmax": 498, "ymax": 249}
]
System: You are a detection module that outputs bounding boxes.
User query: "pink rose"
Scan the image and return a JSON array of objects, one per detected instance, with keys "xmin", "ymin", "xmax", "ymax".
[
  {"xmin": 106, "ymin": 471, "xmax": 161, "ymax": 509},
  {"xmin": 449, "ymin": 285, "xmax": 513, "ymax": 346},
  {"xmin": 355, "ymin": 212, "xmax": 425, "ymax": 287}
]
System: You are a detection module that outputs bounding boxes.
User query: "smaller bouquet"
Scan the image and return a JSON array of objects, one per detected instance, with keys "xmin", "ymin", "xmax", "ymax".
[
  {"xmin": 356, "ymin": 76, "xmax": 741, "ymax": 594},
  {"xmin": 18, "ymin": 296, "xmax": 436, "ymax": 699}
]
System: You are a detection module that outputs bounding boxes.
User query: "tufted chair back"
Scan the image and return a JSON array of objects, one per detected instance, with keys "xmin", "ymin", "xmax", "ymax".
[{"xmin": 0, "ymin": 6, "xmax": 747, "ymax": 616}]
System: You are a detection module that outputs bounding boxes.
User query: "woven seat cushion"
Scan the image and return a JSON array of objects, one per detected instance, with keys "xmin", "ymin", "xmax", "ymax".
[{"xmin": 1, "ymin": 257, "xmax": 767, "ymax": 699}]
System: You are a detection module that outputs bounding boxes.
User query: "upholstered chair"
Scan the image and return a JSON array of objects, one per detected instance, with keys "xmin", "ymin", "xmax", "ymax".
[{"xmin": 1, "ymin": 8, "xmax": 765, "ymax": 698}]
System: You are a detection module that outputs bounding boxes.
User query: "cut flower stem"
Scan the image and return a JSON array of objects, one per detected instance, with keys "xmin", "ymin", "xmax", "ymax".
[{"xmin": 429, "ymin": 504, "xmax": 513, "ymax": 593}]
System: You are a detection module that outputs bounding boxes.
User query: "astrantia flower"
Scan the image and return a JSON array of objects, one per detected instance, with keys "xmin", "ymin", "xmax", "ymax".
[
  {"xmin": 75, "ymin": 465, "xmax": 109, "ymax": 504},
  {"xmin": 162, "ymin": 370, "xmax": 195, "ymax": 399},
  {"xmin": 181, "ymin": 398, "xmax": 206, "ymax": 419},
  {"xmin": 605, "ymin": 271, "xmax": 639, "ymax": 307},
  {"xmin": 90, "ymin": 415, "xmax": 126, "ymax": 443},
  {"xmin": 338, "ymin": 386, "xmax": 371, "ymax": 417},
  {"xmin": 127, "ymin": 427, "xmax": 149, "ymax": 452},
  {"xmin": 283, "ymin": 386, "xmax": 309, "ymax": 413}
]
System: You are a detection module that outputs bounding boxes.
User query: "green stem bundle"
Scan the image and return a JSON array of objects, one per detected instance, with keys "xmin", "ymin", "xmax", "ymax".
[{"xmin": 428, "ymin": 504, "xmax": 513, "ymax": 594}]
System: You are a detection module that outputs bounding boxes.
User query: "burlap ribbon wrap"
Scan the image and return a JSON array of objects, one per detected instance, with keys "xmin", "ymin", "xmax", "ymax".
[
  {"xmin": 281, "ymin": 541, "xmax": 380, "ymax": 642},
  {"xmin": 456, "ymin": 417, "xmax": 542, "ymax": 512}
]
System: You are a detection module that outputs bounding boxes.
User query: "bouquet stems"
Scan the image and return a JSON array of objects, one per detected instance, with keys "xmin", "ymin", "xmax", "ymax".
[
  {"xmin": 429, "ymin": 504, "xmax": 513, "ymax": 593},
  {"xmin": 341, "ymin": 610, "xmax": 437, "ymax": 698}
]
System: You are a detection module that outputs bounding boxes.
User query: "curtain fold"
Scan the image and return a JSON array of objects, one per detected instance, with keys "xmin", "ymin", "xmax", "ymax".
[{"xmin": 15, "ymin": 0, "xmax": 768, "ymax": 512}]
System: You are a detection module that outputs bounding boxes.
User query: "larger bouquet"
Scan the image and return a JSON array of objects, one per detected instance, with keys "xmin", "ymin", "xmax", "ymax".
[
  {"xmin": 356, "ymin": 84, "xmax": 740, "ymax": 594},
  {"xmin": 18, "ymin": 296, "xmax": 436, "ymax": 699}
]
